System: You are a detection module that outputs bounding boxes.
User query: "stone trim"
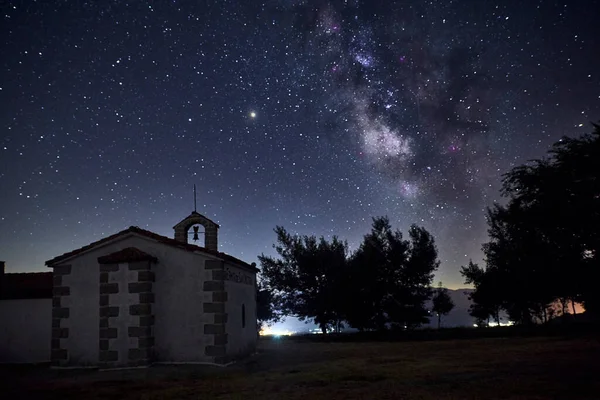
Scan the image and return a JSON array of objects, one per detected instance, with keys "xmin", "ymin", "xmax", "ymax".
[
  {"xmin": 98, "ymin": 263, "xmax": 121, "ymax": 368},
  {"xmin": 203, "ymin": 280, "xmax": 224, "ymax": 291},
  {"xmin": 139, "ymin": 292, "xmax": 155, "ymax": 304},
  {"xmin": 213, "ymin": 334, "xmax": 228, "ymax": 345},
  {"xmin": 212, "ymin": 291, "xmax": 228, "ymax": 302},
  {"xmin": 203, "ymin": 302, "xmax": 224, "ymax": 313},
  {"xmin": 139, "ymin": 315, "xmax": 155, "ymax": 326},
  {"xmin": 203, "ymin": 259, "xmax": 228, "ymax": 363},
  {"xmin": 211, "ymin": 269, "xmax": 226, "ymax": 280},
  {"xmin": 99, "ymin": 306, "xmax": 119, "ymax": 318},
  {"xmin": 100, "ymin": 264, "xmax": 119, "ymax": 272},
  {"xmin": 128, "ymin": 326, "xmax": 152, "ymax": 337},
  {"xmin": 204, "ymin": 324, "xmax": 225, "ymax": 335},
  {"xmin": 52, "ymin": 328, "xmax": 69, "ymax": 338},
  {"xmin": 100, "ymin": 283, "xmax": 119, "ymax": 294},
  {"xmin": 129, "ymin": 304, "xmax": 151, "ymax": 315},
  {"xmin": 214, "ymin": 313, "xmax": 228, "ymax": 324},
  {"xmin": 127, "ymin": 260, "xmax": 155, "ymax": 367},
  {"xmin": 128, "ymin": 261, "xmax": 151, "ymax": 271},
  {"xmin": 128, "ymin": 282, "xmax": 152, "ymax": 293},
  {"xmin": 51, "ymin": 264, "xmax": 71, "ymax": 367},
  {"xmin": 100, "ymin": 328, "xmax": 118, "ymax": 338},
  {"xmin": 137, "ymin": 271, "xmax": 155, "ymax": 282}
]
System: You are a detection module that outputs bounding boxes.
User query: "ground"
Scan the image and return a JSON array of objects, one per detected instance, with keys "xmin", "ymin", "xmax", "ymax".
[{"xmin": 1, "ymin": 335, "xmax": 599, "ymax": 399}]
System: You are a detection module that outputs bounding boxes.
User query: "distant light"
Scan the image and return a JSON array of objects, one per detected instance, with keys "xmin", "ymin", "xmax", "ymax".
[
  {"xmin": 259, "ymin": 326, "xmax": 296, "ymax": 336},
  {"xmin": 249, "ymin": 111, "xmax": 257, "ymax": 119}
]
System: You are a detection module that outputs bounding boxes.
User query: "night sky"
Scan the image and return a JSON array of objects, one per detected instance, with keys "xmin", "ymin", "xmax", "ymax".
[{"xmin": 1, "ymin": 1, "xmax": 599, "ymax": 290}]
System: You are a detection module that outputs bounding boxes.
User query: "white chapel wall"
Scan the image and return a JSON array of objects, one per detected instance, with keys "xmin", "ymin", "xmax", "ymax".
[
  {"xmin": 224, "ymin": 262, "xmax": 257, "ymax": 358},
  {"xmin": 151, "ymin": 245, "xmax": 214, "ymax": 362}
]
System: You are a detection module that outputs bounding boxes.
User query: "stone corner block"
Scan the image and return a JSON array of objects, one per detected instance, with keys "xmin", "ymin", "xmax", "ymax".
[
  {"xmin": 204, "ymin": 324, "xmax": 225, "ymax": 335},
  {"xmin": 100, "ymin": 283, "xmax": 119, "ymax": 294},
  {"xmin": 214, "ymin": 313, "xmax": 228, "ymax": 324},
  {"xmin": 137, "ymin": 270, "xmax": 155, "ymax": 282},
  {"xmin": 52, "ymin": 307, "xmax": 70, "ymax": 319},
  {"xmin": 203, "ymin": 302, "xmax": 224, "ymax": 314},
  {"xmin": 129, "ymin": 304, "xmax": 152, "ymax": 316},
  {"xmin": 53, "ymin": 265, "xmax": 72, "ymax": 275},
  {"xmin": 212, "ymin": 291, "xmax": 228, "ymax": 302},
  {"xmin": 128, "ymin": 282, "xmax": 152, "ymax": 294},
  {"xmin": 100, "ymin": 264, "xmax": 119, "ymax": 272},
  {"xmin": 203, "ymin": 280, "xmax": 224, "ymax": 291}
]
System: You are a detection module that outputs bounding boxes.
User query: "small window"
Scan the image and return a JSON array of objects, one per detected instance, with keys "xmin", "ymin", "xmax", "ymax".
[{"xmin": 242, "ymin": 304, "xmax": 246, "ymax": 328}]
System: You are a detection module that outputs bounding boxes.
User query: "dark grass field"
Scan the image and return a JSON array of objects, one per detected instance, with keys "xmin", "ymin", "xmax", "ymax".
[{"xmin": 1, "ymin": 334, "xmax": 599, "ymax": 399}]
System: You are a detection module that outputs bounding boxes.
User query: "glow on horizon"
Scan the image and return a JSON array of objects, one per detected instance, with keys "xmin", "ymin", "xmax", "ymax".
[{"xmin": 259, "ymin": 326, "xmax": 296, "ymax": 336}]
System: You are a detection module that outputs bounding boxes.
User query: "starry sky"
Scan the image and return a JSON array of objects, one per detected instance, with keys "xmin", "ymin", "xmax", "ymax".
[{"xmin": 1, "ymin": 0, "xmax": 599, "ymax": 290}]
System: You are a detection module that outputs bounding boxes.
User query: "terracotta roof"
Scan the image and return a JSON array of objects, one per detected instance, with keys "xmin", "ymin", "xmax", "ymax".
[
  {"xmin": 97, "ymin": 247, "xmax": 158, "ymax": 264},
  {"xmin": 0, "ymin": 272, "xmax": 53, "ymax": 300},
  {"xmin": 45, "ymin": 226, "xmax": 257, "ymax": 272}
]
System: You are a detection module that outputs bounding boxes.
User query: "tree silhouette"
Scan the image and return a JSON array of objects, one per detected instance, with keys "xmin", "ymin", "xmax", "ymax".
[
  {"xmin": 258, "ymin": 226, "xmax": 349, "ymax": 334},
  {"xmin": 472, "ymin": 122, "xmax": 600, "ymax": 324},
  {"xmin": 256, "ymin": 279, "xmax": 280, "ymax": 333},
  {"xmin": 460, "ymin": 260, "xmax": 502, "ymax": 326},
  {"xmin": 432, "ymin": 282, "xmax": 454, "ymax": 329},
  {"xmin": 347, "ymin": 217, "xmax": 439, "ymax": 330}
]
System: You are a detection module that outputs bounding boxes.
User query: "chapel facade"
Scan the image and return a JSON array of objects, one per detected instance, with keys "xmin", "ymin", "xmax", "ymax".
[{"xmin": 45, "ymin": 211, "xmax": 257, "ymax": 368}]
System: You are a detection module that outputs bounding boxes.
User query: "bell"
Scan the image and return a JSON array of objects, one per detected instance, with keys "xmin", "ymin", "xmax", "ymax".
[{"xmin": 192, "ymin": 226, "xmax": 199, "ymax": 241}]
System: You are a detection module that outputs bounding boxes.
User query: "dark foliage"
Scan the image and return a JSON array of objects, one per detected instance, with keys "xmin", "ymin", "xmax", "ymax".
[
  {"xmin": 467, "ymin": 123, "xmax": 600, "ymax": 324},
  {"xmin": 258, "ymin": 226, "xmax": 349, "ymax": 334},
  {"xmin": 256, "ymin": 279, "xmax": 280, "ymax": 332},
  {"xmin": 259, "ymin": 216, "xmax": 440, "ymax": 332},
  {"xmin": 432, "ymin": 282, "xmax": 455, "ymax": 328}
]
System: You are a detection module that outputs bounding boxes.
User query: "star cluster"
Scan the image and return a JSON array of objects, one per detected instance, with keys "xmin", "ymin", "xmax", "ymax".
[{"xmin": 1, "ymin": 1, "xmax": 598, "ymax": 288}]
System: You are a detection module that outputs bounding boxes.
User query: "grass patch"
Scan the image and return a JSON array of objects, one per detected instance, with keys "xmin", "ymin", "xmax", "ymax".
[{"xmin": 2, "ymin": 334, "xmax": 599, "ymax": 399}]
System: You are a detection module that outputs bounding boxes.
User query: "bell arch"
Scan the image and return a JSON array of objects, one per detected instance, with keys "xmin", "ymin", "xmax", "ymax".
[{"xmin": 173, "ymin": 211, "xmax": 219, "ymax": 251}]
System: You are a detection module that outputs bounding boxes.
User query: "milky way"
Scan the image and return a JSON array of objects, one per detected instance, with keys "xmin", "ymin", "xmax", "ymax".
[{"xmin": 1, "ymin": 1, "xmax": 598, "ymax": 290}]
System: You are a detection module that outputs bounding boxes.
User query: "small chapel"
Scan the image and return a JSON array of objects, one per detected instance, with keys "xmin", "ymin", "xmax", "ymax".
[{"xmin": 44, "ymin": 211, "xmax": 258, "ymax": 368}]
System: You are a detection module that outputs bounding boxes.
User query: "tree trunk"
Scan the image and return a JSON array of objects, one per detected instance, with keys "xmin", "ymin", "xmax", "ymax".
[
  {"xmin": 571, "ymin": 299, "xmax": 577, "ymax": 316},
  {"xmin": 560, "ymin": 298, "xmax": 568, "ymax": 316},
  {"xmin": 542, "ymin": 307, "xmax": 547, "ymax": 324},
  {"xmin": 437, "ymin": 313, "xmax": 441, "ymax": 329},
  {"xmin": 320, "ymin": 324, "xmax": 327, "ymax": 335}
]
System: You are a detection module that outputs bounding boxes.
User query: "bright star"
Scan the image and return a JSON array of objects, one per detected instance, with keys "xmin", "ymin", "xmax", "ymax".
[{"xmin": 249, "ymin": 111, "xmax": 257, "ymax": 119}]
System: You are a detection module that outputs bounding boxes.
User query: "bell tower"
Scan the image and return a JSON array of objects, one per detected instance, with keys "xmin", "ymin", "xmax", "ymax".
[{"xmin": 173, "ymin": 211, "xmax": 219, "ymax": 251}]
